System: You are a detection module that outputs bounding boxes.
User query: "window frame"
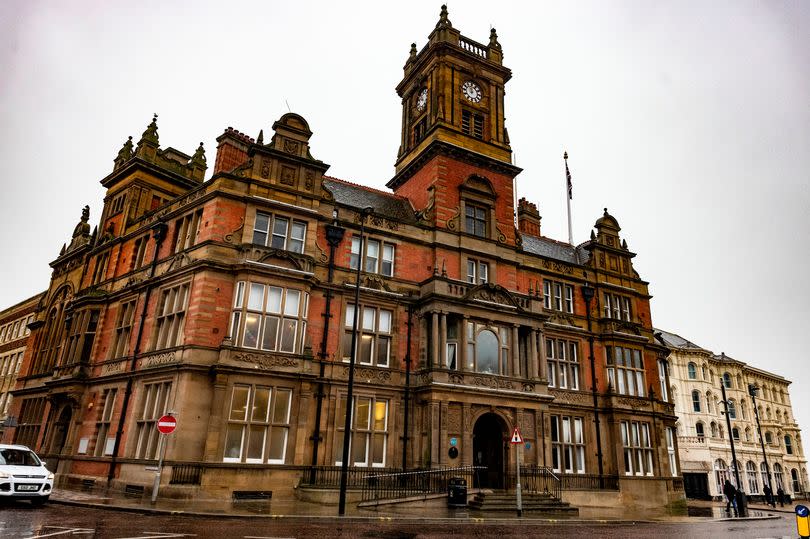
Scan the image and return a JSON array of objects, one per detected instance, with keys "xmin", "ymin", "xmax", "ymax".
[
  {"xmin": 466, "ymin": 259, "xmax": 489, "ymax": 285},
  {"xmin": 133, "ymin": 380, "xmax": 172, "ymax": 460},
  {"xmin": 621, "ymin": 420, "xmax": 654, "ymax": 476},
  {"xmin": 606, "ymin": 345, "xmax": 645, "ymax": 397},
  {"xmin": 152, "ymin": 282, "xmax": 190, "ymax": 351},
  {"xmin": 342, "ymin": 304, "xmax": 393, "ymax": 368},
  {"xmin": 349, "ymin": 236, "xmax": 395, "ymax": 277},
  {"xmin": 252, "ymin": 211, "xmax": 307, "ymax": 254},
  {"xmin": 222, "ymin": 384, "xmax": 292, "ymax": 464},
  {"xmin": 546, "ymin": 338, "xmax": 580, "ymax": 390},
  {"xmin": 335, "ymin": 395, "xmax": 390, "ymax": 468},
  {"xmin": 230, "ymin": 281, "xmax": 310, "ymax": 355}
]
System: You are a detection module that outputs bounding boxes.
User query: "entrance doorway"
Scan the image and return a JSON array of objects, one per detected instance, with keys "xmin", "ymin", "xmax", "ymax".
[
  {"xmin": 49, "ymin": 406, "xmax": 72, "ymax": 455},
  {"xmin": 473, "ymin": 413, "xmax": 506, "ymax": 489}
]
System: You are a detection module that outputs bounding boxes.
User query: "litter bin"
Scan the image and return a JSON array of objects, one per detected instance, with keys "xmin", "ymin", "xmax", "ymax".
[{"xmin": 448, "ymin": 477, "xmax": 467, "ymax": 507}]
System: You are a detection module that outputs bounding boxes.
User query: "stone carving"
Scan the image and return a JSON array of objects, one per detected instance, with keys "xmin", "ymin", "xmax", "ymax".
[
  {"xmin": 283, "ymin": 139, "xmax": 299, "ymax": 155},
  {"xmin": 447, "ymin": 407, "xmax": 462, "ymax": 432},
  {"xmin": 233, "ymin": 352, "xmax": 298, "ymax": 370},
  {"xmin": 101, "ymin": 360, "xmax": 127, "ymax": 376},
  {"xmin": 495, "ymin": 225, "xmax": 507, "ymax": 243},
  {"xmin": 449, "ymin": 373, "xmax": 464, "ymax": 385},
  {"xmin": 341, "ymin": 366, "xmax": 392, "ymax": 383},
  {"xmin": 540, "ymin": 259, "xmax": 574, "ymax": 275},
  {"xmin": 607, "ymin": 320, "xmax": 642, "ymax": 336},
  {"xmin": 472, "ymin": 376, "xmax": 514, "ymax": 390},
  {"xmin": 464, "ymin": 283, "xmax": 522, "ymax": 310},
  {"xmin": 304, "ymin": 169, "xmax": 314, "ymax": 190},
  {"xmin": 547, "ymin": 314, "xmax": 580, "ymax": 328},
  {"xmin": 416, "ymin": 187, "xmax": 435, "ymax": 222},
  {"xmin": 261, "ymin": 158, "xmax": 271, "ymax": 179},
  {"xmin": 445, "ymin": 206, "xmax": 461, "ymax": 231},
  {"xmin": 522, "ymin": 382, "xmax": 535, "ymax": 392},
  {"xmin": 280, "ymin": 166, "xmax": 296, "ymax": 185},
  {"xmin": 616, "ymin": 396, "xmax": 648, "ymax": 410},
  {"xmin": 141, "ymin": 351, "xmax": 177, "ymax": 368},
  {"xmin": 224, "ymin": 218, "xmax": 244, "ymax": 243},
  {"xmin": 549, "ymin": 389, "xmax": 592, "ymax": 404}
]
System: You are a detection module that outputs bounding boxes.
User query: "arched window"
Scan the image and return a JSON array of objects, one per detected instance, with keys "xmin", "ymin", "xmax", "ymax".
[
  {"xmin": 687, "ymin": 362, "xmax": 697, "ymax": 379},
  {"xmin": 465, "ymin": 321, "xmax": 510, "ymax": 375},
  {"xmin": 723, "ymin": 372, "xmax": 732, "ymax": 389},
  {"xmin": 715, "ymin": 459, "xmax": 729, "ymax": 494},
  {"xmin": 692, "ymin": 390, "xmax": 701, "ymax": 412},
  {"xmin": 695, "ymin": 422, "xmax": 705, "ymax": 440},
  {"xmin": 774, "ymin": 463, "xmax": 784, "ymax": 491},
  {"xmin": 727, "ymin": 399, "xmax": 737, "ymax": 419},
  {"xmin": 766, "ymin": 407, "xmax": 772, "ymax": 420},
  {"xmin": 475, "ymin": 329, "xmax": 499, "ymax": 374},
  {"xmin": 792, "ymin": 468, "xmax": 801, "ymax": 493},
  {"xmin": 746, "ymin": 461, "xmax": 760, "ymax": 493},
  {"xmin": 761, "ymin": 462, "xmax": 770, "ymax": 491},
  {"xmin": 785, "ymin": 435, "xmax": 794, "ymax": 455},
  {"xmin": 710, "ymin": 422, "xmax": 718, "ymax": 438}
]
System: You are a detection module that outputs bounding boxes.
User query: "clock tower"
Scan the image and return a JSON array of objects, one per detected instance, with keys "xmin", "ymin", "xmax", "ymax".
[{"xmin": 387, "ymin": 5, "xmax": 521, "ymax": 246}]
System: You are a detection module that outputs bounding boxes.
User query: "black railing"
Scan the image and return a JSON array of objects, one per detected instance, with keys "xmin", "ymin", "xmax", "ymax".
[
  {"xmin": 301, "ymin": 466, "xmax": 404, "ymax": 489},
  {"xmin": 505, "ymin": 466, "xmax": 562, "ymax": 499},
  {"xmin": 170, "ymin": 464, "xmax": 203, "ymax": 485},
  {"xmin": 360, "ymin": 465, "xmax": 485, "ymax": 503},
  {"xmin": 560, "ymin": 473, "xmax": 619, "ymax": 491}
]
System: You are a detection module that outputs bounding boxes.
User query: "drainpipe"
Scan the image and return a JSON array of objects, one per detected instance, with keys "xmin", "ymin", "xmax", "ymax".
[
  {"xmin": 310, "ymin": 211, "xmax": 345, "ymax": 482},
  {"xmin": 107, "ymin": 220, "xmax": 168, "ymax": 484}
]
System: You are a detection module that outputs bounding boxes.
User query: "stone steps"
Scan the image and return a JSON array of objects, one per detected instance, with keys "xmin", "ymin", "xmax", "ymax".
[{"xmin": 468, "ymin": 491, "xmax": 578, "ymax": 514}]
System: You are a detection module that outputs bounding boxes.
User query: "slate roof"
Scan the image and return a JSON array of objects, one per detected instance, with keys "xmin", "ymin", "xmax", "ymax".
[
  {"xmin": 520, "ymin": 235, "xmax": 591, "ymax": 265},
  {"xmin": 323, "ymin": 177, "xmax": 418, "ymax": 224},
  {"xmin": 654, "ymin": 328, "xmax": 708, "ymax": 351}
]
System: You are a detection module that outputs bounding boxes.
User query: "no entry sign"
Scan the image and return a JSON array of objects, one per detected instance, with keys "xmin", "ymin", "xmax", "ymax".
[{"xmin": 156, "ymin": 415, "xmax": 177, "ymax": 434}]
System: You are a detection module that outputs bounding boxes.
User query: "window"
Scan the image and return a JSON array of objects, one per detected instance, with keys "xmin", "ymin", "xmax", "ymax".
[
  {"xmin": 94, "ymin": 389, "xmax": 117, "ymax": 456},
  {"xmin": 706, "ymin": 392, "xmax": 714, "ymax": 414},
  {"xmin": 130, "ymin": 236, "xmax": 149, "ymax": 271},
  {"xmin": 606, "ymin": 346, "xmax": 645, "ymax": 397},
  {"xmin": 786, "ymin": 435, "xmax": 794, "ymax": 455},
  {"xmin": 774, "ymin": 463, "xmax": 784, "ymax": 491},
  {"xmin": 710, "ymin": 422, "xmax": 718, "ymax": 438},
  {"xmin": 715, "ymin": 459, "xmax": 729, "ymax": 493},
  {"xmin": 133, "ymin": 381, "xmax": 172, "ymax": 459},
  {"xmin": 727, "ymin": 399, "xmax": 737, "ymax": 419},
  {"xmin": 692, "ymin": 390, "xmax": 701, "ymax": 412},
  {"xmin": 173, "ymin": 209, "xmax": 203, "ymax": 253},
  {"xmin": 223, "ymin": 385, "xmax": 292, "ymax": 464},
  {"xmin": 62, "ymin": 309, "xmax": 100, "ymax": 367},
  {"xmin": 792, "ymin": 468, "xmax": 801, "ymax": 493},
  {"xmin": 413, "ymin": 117, "xmax": 427, "ymax": 142},
  {"xmin": 91, "ymin": 251, "xmax": 110, "ymax": 285},
  {"xmin": 110, "ymin": 300, "xmax": 136, "ymax": 358},
  {"xmin": 657, "ymin": 359, "xmax": 668, "ymax": 401},
  {"xmin": 550, "ymin": 416, "xmax": 585, "ymax": 474},
  {"xmin": 342, "ymin": 304, "xmax": 392, "ymax": 367},
  {"xmin": 350, "ymin": 237, "xmax": 395, "ymax": 277},
  {"xmin": 760, "ymin": 462, "xmax": 770, "ymax": 491},
  {"xmin": 13, "ymin": 398, "xmax": 47, "ymax": 448},
  {"xmin": 543, "ymin": 281, "xmax": 574, "ymax": 313},
  {"xmin": 465, "ymin": 322, "xmax": 509, "ymax": 375},
  {"xmin": 765, "ymin": 431, "xmax": 773, "ymax": 444},
  {"xmin": 722, "ymin": 372, "xmax": 732, "ymax": 389},
  {"xmin": 111, "ymin": 193, "xmax": 126, "ymax": 214},
  {"xmin": 464, "ymin": 204, "xmax": 487, "ymax": 237},
  {"xmin": 695, "ymin": 422, "xmax": 705, "ymax": 440},
  {"xmin": 747, "ymin": 461, "xmax": 760, "ymax": 494},
  {"xmin": 732, "ymin": 427, "xmax": 740, "ymax": 441},
  {"xmin": 335, "ymin": 395, "xmax": 389, "ymax": 467},
  {"xmin": 152, "ymin": 283, "xmax": 189, "ymax": 350},
  {"xmin": 466, "ymin": 259, "xmax": 489, "ymax": 284},
  {"xmin": 687, "ymin": 362, "xmax": 697, "ymax": 379},
  {"xmin": 621, "ymin": 421, "xmax": 654, "ymax": 476},
  {"xmin": 740, "ymin": 400, "xmax": 747, "ymax": 420},
  {"xmin": 603, "ymin": 293, "xmax": 631, "ymax": 321},
  {"xmin": 231, "ymin": 282, "xmax": 309, "ymax": 354},
  {"xmin": 253, "ymin": 212, "xmax": 306, "ymax": 254},
  {"xmin": 666, "ymin": 427, "xmax": 678, "ymax": 476},
  {"xmin": 461, "ymin": 109, "xmax": 484, "ymax": 139},
  {"xmin": 546, "ymin": 338, "xmax": 580, "ymax": 390}
]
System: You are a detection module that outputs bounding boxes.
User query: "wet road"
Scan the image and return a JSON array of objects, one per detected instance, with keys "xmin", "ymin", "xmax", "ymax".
[{"xmin": 0, "ymin": 501, "xmax": 799, "ymax": 538}]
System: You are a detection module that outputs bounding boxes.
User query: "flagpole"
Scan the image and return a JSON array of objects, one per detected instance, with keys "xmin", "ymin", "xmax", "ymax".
[{"xmin": 564, "ymin": 151, "xmax": 573, "ymax": 245}]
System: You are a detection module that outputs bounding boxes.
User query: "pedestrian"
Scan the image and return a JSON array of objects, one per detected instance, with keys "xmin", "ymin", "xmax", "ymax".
[
  {"xmin": 777, "ymin": 486, "xmax": 785, "ymax": 507},
  {"xmin": 764, "ymin": 484, "xmax": 775, "ymax": 507},
  {"xmin": 723, "ymin": 480, "xmax": 737, "ymax": 514}
]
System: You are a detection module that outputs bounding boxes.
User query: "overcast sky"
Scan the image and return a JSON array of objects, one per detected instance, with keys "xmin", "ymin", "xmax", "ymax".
[{"xmin": 2, "ymin": 1, "xmax": 808, "ymax": 431}]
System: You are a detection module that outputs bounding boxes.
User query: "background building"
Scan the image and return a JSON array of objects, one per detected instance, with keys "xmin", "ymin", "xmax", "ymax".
[
  {"xmin": 660, "ymin": 329, "xmax": 807, "ymax": 501},
  {"xmin": 0, "ymin": 293, "xmax": 44, "ymax": 439},
  {"xmin": 4, "ymin": 7, "xmax": 681, "ymax": 509}
]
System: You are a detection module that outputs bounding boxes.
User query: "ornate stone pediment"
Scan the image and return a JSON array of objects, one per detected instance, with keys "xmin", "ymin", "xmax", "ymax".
[
  {"xmin": 242, "ymin": 245, "xmax": 314, "ymax": 273},
  {"xmin": 232, "ymin": 351, "xmax": 299, "ymax": 370},
  {"xmin": 546, "ymin": 313, "xmax": 580, "ymax": 328},
  {"xmin": 464, "ymin": 283, "xmax": 522, "ymax": 310}
]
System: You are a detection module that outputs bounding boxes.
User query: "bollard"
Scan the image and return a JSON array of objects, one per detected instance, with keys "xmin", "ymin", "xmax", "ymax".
[{"xmin": 796, "ymin": 504, "xmax": 810, "ymax": 539}]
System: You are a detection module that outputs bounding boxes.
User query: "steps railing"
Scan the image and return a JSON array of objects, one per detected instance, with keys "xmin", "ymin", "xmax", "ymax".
[{"xmin": 505, "ymin": 465, "xmax": 562, "ymax": 500}]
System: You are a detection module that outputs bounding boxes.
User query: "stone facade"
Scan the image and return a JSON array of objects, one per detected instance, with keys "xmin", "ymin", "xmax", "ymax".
[
  {"xmin": 659, "ymin": 329, "xmax": 807, "ymax": 501},
  {"xmin": 4, "ymin": 7, "xmax": 681, "ymax": 508}
]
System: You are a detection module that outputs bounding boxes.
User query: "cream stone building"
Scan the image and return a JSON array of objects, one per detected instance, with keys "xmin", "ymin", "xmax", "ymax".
[{"xmin": 659, "ymin": 329, "xmax": 807, "ymax": 501}]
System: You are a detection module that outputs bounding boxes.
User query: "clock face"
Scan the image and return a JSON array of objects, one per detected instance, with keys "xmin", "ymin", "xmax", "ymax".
[
  {"xmin": 416, "ymin": 88, "xmax": 428, "ymax": 112},
  {"xmin": 462, "ymin": 80, "xmax": 482, "ymax": 103}
]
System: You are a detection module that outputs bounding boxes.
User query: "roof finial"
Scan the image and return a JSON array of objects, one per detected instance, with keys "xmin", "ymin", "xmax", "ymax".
[
  {"xmin": 114, "ymin": 135, "xmax": 134, "ymax": 169},
  {"xmin": 489, "ymin": 28, "xmax": 501, "ymax": 50},
  {"xmin": 408, "ymin": 42, "xmax": 417, "ymax": 62},
  {"xmin": 257, "ymin": 129, "xmax": 264, "ymax": 145},
  {"xmin": 191, "ymin": 142, "xmax": 206, "ymax": 165},
  {"xmin": 139, "ymin": 113, "xmax": 160, "ymax": 145},
  {"xmin": 436, "ymin": 4, "xmax": 452, "ymax": 28}
]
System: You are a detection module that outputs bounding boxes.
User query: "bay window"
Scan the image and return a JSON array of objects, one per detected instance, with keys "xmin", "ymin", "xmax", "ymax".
[{"xmin": 230, "ymin": 281, "xmax": 309, "ymax": 354}]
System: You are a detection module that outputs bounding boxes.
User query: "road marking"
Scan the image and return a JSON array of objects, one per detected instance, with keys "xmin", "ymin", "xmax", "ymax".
[
  {"xmin": 25, "ymin": 527, "xmax": 94, "ymax": 538},
  {"xmin": 116, "ymin": 533, "xmax": 197, "ymax": 539},
  {"xmin": 244, "ymin": 537, "xmax": 296, "ymax": 539}
]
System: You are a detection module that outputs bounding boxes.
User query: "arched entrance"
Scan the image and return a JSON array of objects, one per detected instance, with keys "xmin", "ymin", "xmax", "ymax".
[{"xmin": 473, "ymin": 413, "xmax": 507, "ymax": 489}]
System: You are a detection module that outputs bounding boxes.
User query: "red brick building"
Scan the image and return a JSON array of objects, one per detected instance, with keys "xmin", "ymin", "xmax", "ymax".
[{"xmin": 6, "ymin": 7, "xmax": 682, "ymax": 508}]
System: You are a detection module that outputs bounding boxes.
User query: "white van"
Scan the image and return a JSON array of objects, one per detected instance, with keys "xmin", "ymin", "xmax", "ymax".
[{"xmin": 0, "ymin": 444, "xmax": 54, "ymax": 505}]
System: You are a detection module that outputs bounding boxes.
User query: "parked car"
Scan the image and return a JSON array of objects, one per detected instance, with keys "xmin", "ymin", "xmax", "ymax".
[{"xmin": 0, "ymin": 444, "xmax": 54, "ymax": 505}]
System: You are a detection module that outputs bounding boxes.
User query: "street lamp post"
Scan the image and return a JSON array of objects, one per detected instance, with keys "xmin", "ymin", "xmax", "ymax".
[
  {"xmin": 338, "ymin": 207, "xmax": 373, "ymax": 516},
  {"xmin": 749, "ymin": 384, "xmax": 775, "ymax": 506},
  {"xmin": 719, "ymin": 380, "xmax": 747, "ymax": 516},
  {"xmin": 580, "ymin": 282, "xmax": 604, "ymax": 488}
]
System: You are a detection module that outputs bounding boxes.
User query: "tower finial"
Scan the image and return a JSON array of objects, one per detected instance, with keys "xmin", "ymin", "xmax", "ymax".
[
  {"xmin": 436, "ymin": 4, "xmax": 452, "ymax": 28},
  {"xmin": 191, "ymin": 142, "xmax": 206, "ymax": 165},
  {"xmin": 489, "ymin": 28, "xmax": 501, "ymax": 50},
  {"xmin": 114, "ymin": 135, "xmax": 134, "ymax": 169},
  {"xmin": 408, "ymin": 42, "xmax": 417, "ymax": 61},
  {"xmin": 139, "ymin": 113, "xmax": 160, "ymax": 145}
]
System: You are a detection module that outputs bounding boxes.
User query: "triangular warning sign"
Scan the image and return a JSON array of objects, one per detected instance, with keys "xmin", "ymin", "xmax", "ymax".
[{"xmin": 510, "ymin": 427, "xmax": 523, "ymax": 444}]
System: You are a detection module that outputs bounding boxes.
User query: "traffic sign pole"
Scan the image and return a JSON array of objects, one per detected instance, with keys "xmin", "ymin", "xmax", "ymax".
[
  {"xmin": 151, "ymin": 414, "xmax": 176, "ymax": 504},
  {"xmin": 511, "ymin": 426, "xmax": 523, "ymax": 517}
]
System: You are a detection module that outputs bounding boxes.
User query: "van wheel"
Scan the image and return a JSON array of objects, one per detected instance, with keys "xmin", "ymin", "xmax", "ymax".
[{"xmin": 31, "ymin": 496, "xmax": 49, "ymax": 506}]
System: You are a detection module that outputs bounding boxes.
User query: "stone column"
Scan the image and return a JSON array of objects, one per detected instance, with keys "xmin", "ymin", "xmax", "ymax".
[
  {"xmin": 529, "ymin": 328, "xmax": 539, "ymax": 381},
  {"xmin": 204, "ymin": 373, "xmax": 229, "ymax": 460},
  {"xmin": 439, "ymin": 401, "xmax": 448, "ymax": 465},
  {"xmin": 462, "ymin": 403, "xmax": 473, "ymax": 466},
  {"xmin": 460, "ymin": 316, "xmax": 469, "ymax": 372},
  {"xmin": 431, "ymin": 311, "xmax": 440, "ymax": 368},
  {"xmin": 294, "ymin": 386, "xmax": 312, "ymax": 464},
  {"xmin": 537, "ymin": 328, "xmax": 547, "ymax": 382},
  {"xmin": 439, "ymin": 312, "xmax": 447, "ymax": 369},
  {"xmin": 511, "ymin": 325, "xmax": 520, "ymax": 377},
  {"xmin": 430, "ymin": 401, "xmax": 440, "ymax": 464}
]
